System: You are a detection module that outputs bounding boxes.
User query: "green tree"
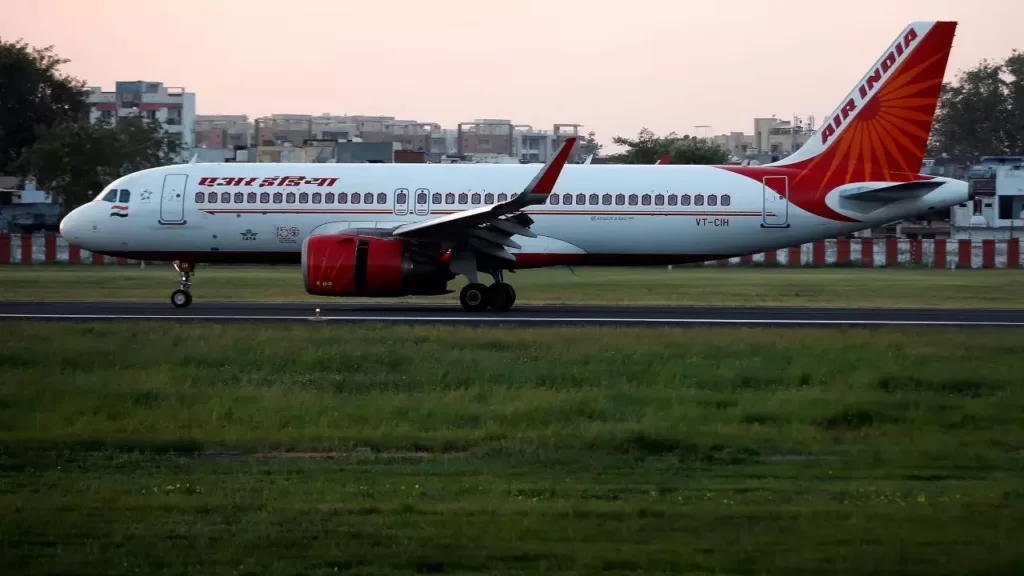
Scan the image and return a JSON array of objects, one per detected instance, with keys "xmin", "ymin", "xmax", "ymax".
[
  {"xmin": 928, "ymin": 50, "xmax": 1024, "ymax": 163},
  {"xmin": 18, "ymin": 116, "xmax": 180, "ymax": 213},
  {"xmin": 610, "ymin": 128, "xmax": 730, "ymax": 165},
  {"xmin": 0, "ymin": 39, "xmax": 89, "ymax": 173},
  {"xmin": 2, "ymin": 38, "xmax": 181, "ymax": 212},
  {"xmin": 577, "ymin": 130, "xmax": 602, "ymax": 160}
]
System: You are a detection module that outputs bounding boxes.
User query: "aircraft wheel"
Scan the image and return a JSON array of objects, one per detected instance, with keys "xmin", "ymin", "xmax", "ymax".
[
  {"xmin": 459, "ymin": 283, "xmax": 488, "ymax": 312},
  {"xmin": 486, "ymin": 282, "xmax": 516, "ymax": 312},
  {"xmin": 171, "ymin": 289, "xmax": 192, "ymax": 308}
]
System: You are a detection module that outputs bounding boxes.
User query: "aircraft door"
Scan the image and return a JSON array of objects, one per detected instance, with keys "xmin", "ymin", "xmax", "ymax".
[
  {"xmin": 159, "ymin": 174, "xmax": 188, "ymax": 225},
  {"xmin": 761, "ymin": 176, "xmax": 789, "ymax": 228},
  {"xmin": 414, "ymin": 188, "xmax": 430, "ymax": 215},
  {"xmin": 393, "ymin": 188, "xmax": 409, "ymax": 215}
]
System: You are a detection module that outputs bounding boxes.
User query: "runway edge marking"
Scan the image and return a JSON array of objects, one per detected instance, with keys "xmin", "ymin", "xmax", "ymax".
[{"xmin": 3, "ymin": 313, "xmax": 1024, "ymax": 327}]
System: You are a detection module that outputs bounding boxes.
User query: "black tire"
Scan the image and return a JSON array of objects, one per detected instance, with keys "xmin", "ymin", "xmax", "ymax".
[
  {"xmin": 486, "ymin": 282, "xmax": 516, "ymax": 312},
  {"xmin": 171, "ymin": 289, "xmax": 192, "ymax": 308},
  {"xmin": 459, "ymin": 283, "xmax": 488, "ymax": 312}
]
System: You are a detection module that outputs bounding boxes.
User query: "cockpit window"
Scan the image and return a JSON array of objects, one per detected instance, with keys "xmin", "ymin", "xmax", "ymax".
[
  {"xmin": 101, "ymin": 190, "xmax": 117, "ymax": 202},
  {"xmin": 118, "ymin": 190, "xmax": 130, "ymax": 203}
]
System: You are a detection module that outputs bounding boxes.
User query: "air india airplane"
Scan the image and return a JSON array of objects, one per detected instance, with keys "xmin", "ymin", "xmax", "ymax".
[{"xmin": 59, "ymin": 21, "xmax": 968, "ymax": 312}]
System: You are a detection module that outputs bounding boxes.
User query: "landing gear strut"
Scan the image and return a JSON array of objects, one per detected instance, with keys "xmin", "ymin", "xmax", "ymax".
[
  {"xmin": 458, "ymin": 270, "xmax": 517, "ymax": 312},
  {"xmin": 171, "ymin": 261, "xmax": 194, "ymax": 308}
]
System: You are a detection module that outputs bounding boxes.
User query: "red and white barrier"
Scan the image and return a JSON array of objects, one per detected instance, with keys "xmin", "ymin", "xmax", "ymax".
[
  {"xmin": 0, "ymin": 233, "xmax": 137, "ymax": 265},
  {"xmin": 709, "ymin": 237, "xmax": 1022, "ymax": 268},
  {"xmin": 1, "ymin": 233, "xmax": 1023, "ymax": 269}
]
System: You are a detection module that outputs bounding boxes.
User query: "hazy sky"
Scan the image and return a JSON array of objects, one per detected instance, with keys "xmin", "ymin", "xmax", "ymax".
[{"xmin": 3, "ymin": 0, "xmax": 1021, "ymax": 147}]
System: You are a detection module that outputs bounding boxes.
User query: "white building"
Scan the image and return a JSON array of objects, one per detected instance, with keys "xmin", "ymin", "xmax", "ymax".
[
  {"xmin": 86, "ymin": 81, "xmax": 196, "ymax": 157},
  {"xmin": 949, "ymin": 160, "xmax": 1024, "ymax": 239}
]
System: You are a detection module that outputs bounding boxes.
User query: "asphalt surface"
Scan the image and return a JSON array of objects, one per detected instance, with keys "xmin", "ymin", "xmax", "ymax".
[{"xmin": 2, "ymin": 300, "xmax": 1024, "ymax": 327}]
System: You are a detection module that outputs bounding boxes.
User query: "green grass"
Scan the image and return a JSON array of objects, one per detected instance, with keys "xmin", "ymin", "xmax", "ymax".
[
  {"xmin": 1, "ymin": 322, "xmax": 1023, "ymax": 574},
  {"xmin": 3, "ymin": 264, "xmax": 1024, "ymax": 307}
]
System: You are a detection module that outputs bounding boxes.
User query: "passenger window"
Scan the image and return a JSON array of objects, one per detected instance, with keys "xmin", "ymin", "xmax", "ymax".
[
  {"xmin": 325, "ymin": 192, "xmax": 335, "ymax": 204},
  {"xmin": 681, "ymin": 194, "xmax": 691, "ymax": 206},
  {"xmin": 589, "ymin": 194, "xmax": 598, "ymax": 205},
  {"xmin": 286, "ymin": 192, "xmax": 296, "ymax": 203},
  {"xmin": 233, "ymin": 192, "xmax": 243, "ymax": 203},
  {"xmin": 351, "ymin": 193, "xmax": 360, "ymax": 204},
  {"xmin": 446, "ymin": 193, "xmax": 455, "ymax": 204},
  {"xmin": 273, "ymin": 192, "xmax": 283, "ymax": 203},
  {"xmin": 397, "ymin": 191, "xmax": 408, "ymax": 204},
  {"xmin": 221, "ymin": 192, "xmax": 230, "ymax": 203},
  {"xmin": 416, "ymin": 191, "xmax": 427, "ymax": 204},
  {"xmin": 641, "ymin": 194, "xmax": 651, "ymax": 206},
  {"xmin": 668, "ymin": 195, "xmax": 678, "ymax": 206},
  {"xmin": 615, "ymin": 194, "xmax": 625, "ymax": 205},
  {"xmin": 602, "ymin": 193, "xmax": 612, "ymax": 205},
  {"xmin": 208, "ymin": 192, "xmax": 218, "ymax": 203},
  {"xmin": 194, "ymin": 192, "xmax": 205, "ymax": 203},
  {"xmin": 260, "ymin": 192, "xmax": 270, "ymax": 203},
  {"xmin": 471, "ymin": 193, "xmax": 481, "ymax": 204},
  {"xmin": 458, "ymin": 193, "xmax": 468, "ymax": 204},
  {"xmin": 576, "ymin": 193, "xmax": 586, "ymax": 205},
  {"xmin": 299, "ymin": 192, "xmax": 309, "ymax": 203},
  {"xmin": 628, "ymin": 194, "xmax": 638, "ymax": 206},
  {"xmin": 550, "ymin": 194, "xmax": 560, "ymax": 205},
  {"xmin": 563, "ymin": 193, "xmax": 572, "ymax": 205},
  {"xmin": 695, "ymin": 194, "xmax": 705, "ymax": 206},
  {"xmin": 247, "ymin": 192, "xmax": 257, "ymax": 203},
  {"xmin": 708, "ymin": 194, "xmax": 718, "ymax": 206},
  {"xmin": 432, "ymin": 192, "xmax": 442, "ymax": 204},
  {"xmin": 363, "ymin": 192, "xmax": 373, "ymax": 204},
  {"xmin": 721, "ymin": 194, "xmax": 731, "ymax": 206},
  {"xmin": 484, "ymin": 193, "xmax": 494, "ymax": 204},
  {"xmin": 497, "ymin": 193, "xmax": 508, "ymax": 202},
  {"xmin": 338, "ymin": 192, "xmax": 348, "ymax": 204},
  {"xmin": 312, "ymin": 192, "xmax": 322, "ymax": 204},
  {"xmin": 118, "ymin": 190, "xmax": 130, "ymax": 203},
  {"xmin": 655, "ymin": 194, "xmax": 665, "ymax": 206},
  {"xmin": 378, "ymin": 192, "xmax": 387, "ymax": 204}
]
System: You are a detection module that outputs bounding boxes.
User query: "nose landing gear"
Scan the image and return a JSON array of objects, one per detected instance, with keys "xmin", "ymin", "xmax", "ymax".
[{"xmin": 170, "ymin": 261, "xmax": 194, "ymax": 308}]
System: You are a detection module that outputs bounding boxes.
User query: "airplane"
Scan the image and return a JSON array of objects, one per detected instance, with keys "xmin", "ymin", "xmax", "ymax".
[
  {"xmin": 59, "ymin": 21, "xmax": 969, "ymax": 313},
  {"xmin": 583, "ymin": 154, "xmax": 668, "ymax": 164}
]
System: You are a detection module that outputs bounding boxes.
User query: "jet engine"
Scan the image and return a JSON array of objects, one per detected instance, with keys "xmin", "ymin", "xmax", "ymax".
[{"xmin": 302, "ymin": 233, "xmax": 452, "ymax": 297}]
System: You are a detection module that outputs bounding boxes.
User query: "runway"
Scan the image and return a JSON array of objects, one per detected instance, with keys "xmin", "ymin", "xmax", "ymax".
[{"xmin": 2, "ymin": 300, "xmax": 1024, "ymax": 327}]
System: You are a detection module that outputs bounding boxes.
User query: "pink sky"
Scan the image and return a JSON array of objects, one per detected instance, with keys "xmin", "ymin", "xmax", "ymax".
[{"xmin": 3, "ymin": 0, "xmax": 1021, "ymax": 147}]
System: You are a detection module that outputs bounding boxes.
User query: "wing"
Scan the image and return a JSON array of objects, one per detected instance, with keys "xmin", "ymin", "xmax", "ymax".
[{"xmin": 390, "ymin": 137, "xmax": 578, "ymax": 262}]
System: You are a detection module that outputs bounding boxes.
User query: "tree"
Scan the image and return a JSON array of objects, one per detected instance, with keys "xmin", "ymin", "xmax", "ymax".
[
  {"xmin": 928, "ymin": 50, "xmax": 1024, "ymax": 163},
  {"xmin": 577, "ymin": 130, "xmax": 602, "ymax": 160},
  {"xmin": 2, "ymin": 38, "xmax": 180, "ymax": 212},
  {"xmin": 0, "ymin": 39, "xmax": 89, "ymax": 174},
  {"xmin": 610, "ymin": 128, "xmax": 731, "ymax": 165},
  {"xmin": 18, "ymin": 117, "xmax": 180, "ymax": 213}
]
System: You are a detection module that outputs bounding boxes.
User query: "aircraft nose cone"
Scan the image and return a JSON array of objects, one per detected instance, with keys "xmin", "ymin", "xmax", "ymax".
[{"xmin": 59, "ymin": 208, "xmax": 82, "ymax": 241}]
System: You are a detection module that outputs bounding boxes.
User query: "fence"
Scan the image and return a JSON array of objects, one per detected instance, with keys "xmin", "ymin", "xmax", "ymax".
[{"xmin": 1, "ymin": 232, "xmax": 1023, "ymax": 269}]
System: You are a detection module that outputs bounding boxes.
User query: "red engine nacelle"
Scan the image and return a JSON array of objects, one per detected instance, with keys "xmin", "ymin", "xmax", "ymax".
[{"xmin": 302, "ymin": 233, "xmax": 452, "ymax": 297}]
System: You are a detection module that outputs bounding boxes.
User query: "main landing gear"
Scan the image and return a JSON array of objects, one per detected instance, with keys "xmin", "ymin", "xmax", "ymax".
[
  {"xmin": 170, "ymin": 261, "xmax": 194, "ymax": 308},
  {"xmin": 459, "ymin": 270, "xmax": 516, "ymax": 312}
]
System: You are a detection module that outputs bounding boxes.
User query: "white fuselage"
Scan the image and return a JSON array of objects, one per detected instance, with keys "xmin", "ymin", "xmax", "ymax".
[{"xmin": 59, "ymin": 162, "xmax": 970, "ymax": 266}]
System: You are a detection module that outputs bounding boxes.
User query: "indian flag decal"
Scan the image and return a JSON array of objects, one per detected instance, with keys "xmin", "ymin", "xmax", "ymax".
[{"xmin": 110, "ymin": 204, "xmax": 129, "ymax": 218}]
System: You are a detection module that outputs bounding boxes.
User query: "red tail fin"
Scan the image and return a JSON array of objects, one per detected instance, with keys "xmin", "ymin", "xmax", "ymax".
[{"xmin": 776, "ymin": 21, "xmax": 957, "ymax": 183}]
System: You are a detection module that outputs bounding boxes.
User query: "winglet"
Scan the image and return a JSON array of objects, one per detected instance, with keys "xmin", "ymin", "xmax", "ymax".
[
  {"xmin": 656, "ymin": 154, "xmax": 669, "ymax": 165},
  {"xmin": 517, "ymin": 136, "xmax": 577, "ymax": 205}
]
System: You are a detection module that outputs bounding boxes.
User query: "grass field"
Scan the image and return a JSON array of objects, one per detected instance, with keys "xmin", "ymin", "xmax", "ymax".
[
  {"xmin": 3, "ymin": 264, "xmax": 1024, "ymax": 307},
  {"xmin": 1, "ymin": 321, "xmax": 1022, "ymax": 574}
]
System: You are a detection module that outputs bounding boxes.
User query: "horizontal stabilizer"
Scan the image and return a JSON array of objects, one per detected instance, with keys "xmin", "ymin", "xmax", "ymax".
[{"xmin": 839, "ymin": 180, "xmax": 944, "ymax": 203}]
